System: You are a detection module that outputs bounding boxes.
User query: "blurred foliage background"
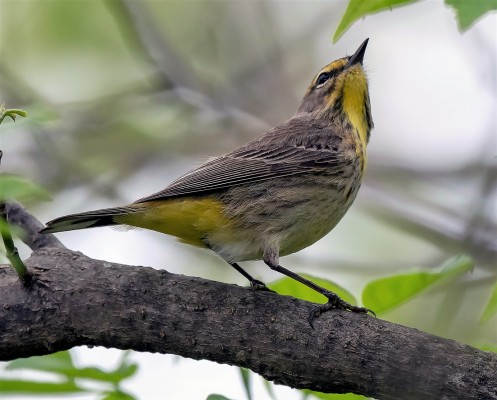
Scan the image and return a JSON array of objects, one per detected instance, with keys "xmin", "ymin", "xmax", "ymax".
[{"xmin": 0, "ymin": 0, "xmax": 496, "ymax": 399}]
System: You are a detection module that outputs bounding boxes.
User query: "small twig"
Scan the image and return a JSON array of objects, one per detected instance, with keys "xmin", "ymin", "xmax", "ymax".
[
  {"xmin": 0, "ymin": 209, "xmax": 29, "ymax": 282},
  {"xmin": 0, "ymin": 155, "xmax": 29, "ymax": 282},
  {"xmin": 0, "ymin": 107, "xmax": 31, "ymax": 282}
]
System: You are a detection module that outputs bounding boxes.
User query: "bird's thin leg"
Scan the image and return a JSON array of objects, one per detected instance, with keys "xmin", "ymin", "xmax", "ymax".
[
  {"xmin": 263, "ymin": 254, "xmax": 374, "ymax": 326},
  {"xmin": 229, "ymin": 262, "xmax": 275, "ymax": 293},
  {"xmin": 204, "ymin": 240, "xmax": 274, "ymax": 293}
]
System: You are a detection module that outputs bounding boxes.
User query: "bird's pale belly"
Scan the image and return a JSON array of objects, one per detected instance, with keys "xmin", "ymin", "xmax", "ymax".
[{"xmin": 208, "ymin": 172, "xmax": 362, "ymax": 263}]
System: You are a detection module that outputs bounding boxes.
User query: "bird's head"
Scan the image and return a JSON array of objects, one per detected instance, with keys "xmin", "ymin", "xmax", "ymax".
[{"xmin": 298, "ymin": 39, "xmax": 373, "ymax": 144}]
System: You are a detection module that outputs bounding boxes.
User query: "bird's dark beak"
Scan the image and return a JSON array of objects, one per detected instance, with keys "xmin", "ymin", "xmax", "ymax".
[{"xmin": 348, "ymin": 38, "xmax": 369, "ymax": 67}]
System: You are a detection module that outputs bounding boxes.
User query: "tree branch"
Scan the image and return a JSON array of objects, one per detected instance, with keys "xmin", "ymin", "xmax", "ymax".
[
  {"xmin": 1, "ymin": 204, "xmax": 497, "ymax": 400},
  {"xmin": 4, "ymin": 202, "xmax": 64, "ymax": 251}
]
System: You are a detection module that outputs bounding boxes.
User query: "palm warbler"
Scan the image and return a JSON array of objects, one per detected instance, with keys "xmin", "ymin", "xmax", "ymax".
[{"xmin": 42, "ymin": 39, "xmax": 374, "ymax": 323}]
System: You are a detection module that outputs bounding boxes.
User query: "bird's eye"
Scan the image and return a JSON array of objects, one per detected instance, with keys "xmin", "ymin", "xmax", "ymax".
[{"xmin": 316, "ymin": 72, "xmax": 331, "ymax": 87}]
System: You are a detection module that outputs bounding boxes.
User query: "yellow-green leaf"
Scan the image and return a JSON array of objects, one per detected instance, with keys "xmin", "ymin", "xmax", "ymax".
[
  {"xmin": 101, "ymin": 391, "xmax": 137, "ymax": 400},
  {"xmin": 206, "ymin": 395, "xmax": 235, "ymax": 400},
  {"xmin": 480, "ymin": 280, "xmax": 497, "ymax": 322},
  {"xmin": 333, "ymin": 0, "xmax": 419, "ymax": 42},
  {"xmin": 476, "ymin": 343, "xmax": 497, "ymax": 354},
  {"xmin": 7, "ymin": 351, "xmax": 138, "ymax": 384},
  {"xmin": 0, "ymin": 380, "xmax": 84, "ymax": 394},
  {"xmin": 303, "ymin": 389, "xmax": 368, "ymax": 399},
  {"xmin": 268, "ymin": 273, "xmax": 357, "ymax": 305},
  {"xmin": 0, "ymin": 174, "xmax": 50, "ymax": 202},
  {"xmin": 362, "ymin": 255, "xmax": 473, "ymax": 314},
  {"xmin": 0, "ymin": 217, "xmax": 25, "ymax": 239},
  {"xmin": 0, "ymin": 107, "xmax": 28, "ymax": 125},
  {"xmin": 239, "ymin": 368, "xmax": 252, "ymax": 400},
  {"xmin": 7, "ymin": 350, "xmax": 74, "ymax": 372}
]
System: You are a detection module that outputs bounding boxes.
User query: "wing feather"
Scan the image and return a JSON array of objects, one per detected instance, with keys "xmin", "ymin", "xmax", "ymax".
[{"xmin": 135, "ymin": 116, "xmax": 351, "ymax": 203}]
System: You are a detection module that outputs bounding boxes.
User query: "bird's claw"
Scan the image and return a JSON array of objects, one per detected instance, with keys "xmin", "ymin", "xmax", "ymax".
[
  {"xmin": 250, "ymin": 279, "xmax": 276, "ymax": 293},
  {"xmin": 308, "ymin": 290, "xmax": 375, "ymax": 328}
]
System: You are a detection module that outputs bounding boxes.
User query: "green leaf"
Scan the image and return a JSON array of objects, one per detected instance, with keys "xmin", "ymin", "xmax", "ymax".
[
  {"xmin": 7, "ymin": 351, "xmax": 138, "ymax": 384},
  {"xmin": 333, "ymin": 0, "xmax": 419, "ymax": 42},
  {"xmin": 476, "ymin": 343, "xmax": 497, "ymax": 354},
  {"xmin": 436, "ymin": 254, "xmax": 474, "ymax": 277},
  {"xmin": 362, "ymin": 255, "xmax": 473, "ymax": 314},
  {"xmin": 262, "ymin": 378, "xmax": 277, "ymax": 400},
  {"xmin": 0, "ymin": 217, "xmax": 25, "ymax": 239},
  {"xmin": 268, "ymin": 273, "xmax": 357, "ymax": 305},
  {"xmin": 0, "ymin": 106, "xmax": 28, "ymax": 124},
  {"xmin": 480, "ymin": 279, "xmax": 497, "ymax": 322},
  {"xmin": 7, "ymin": 350, "xmax": 74, "ymax": 372},
  {"xmin": 239, "ymin": 368, "xmax": 252, "ymax": 400},
  {"xmin": 65, "ymin": 364, "xmax": 138, "ymax": 383},
  {"xmin": 445, "ymin": 0, "xmax": 497, "ymax": 31},
  {"xmin": 0, "ymin": 379, "xmax": 85, "ymax": 394},
  {"xmin": 303, "ymin": 390, "xmax": 367, "ymax": 399},
  {"xmin": 206, "ymin": 395, "xmax": 235, "ymax": 400},
  {"xmin": 101, "ymin": 390, "xmax": 137, "ymax": 400},
  {"xmin": 0, "ymin": 174, "xmax": 50, "ymax": 202}
]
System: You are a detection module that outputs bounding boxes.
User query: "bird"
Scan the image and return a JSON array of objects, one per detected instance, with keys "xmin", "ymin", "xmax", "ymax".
[{"xmin": 42, "ymin": 39, "xmax": 374, "ymax": 324}]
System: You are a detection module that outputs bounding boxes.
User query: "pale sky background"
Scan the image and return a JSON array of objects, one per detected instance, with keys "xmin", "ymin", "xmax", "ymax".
[{"xmin": 1, "ymin": 0, "xmax": 496, "ymax": 399}]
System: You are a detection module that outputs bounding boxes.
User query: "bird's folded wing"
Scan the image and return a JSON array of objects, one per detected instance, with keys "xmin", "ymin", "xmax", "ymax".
[{"xmin": 134, "ymin": 120, "xmax": 351, "ymax": 202}]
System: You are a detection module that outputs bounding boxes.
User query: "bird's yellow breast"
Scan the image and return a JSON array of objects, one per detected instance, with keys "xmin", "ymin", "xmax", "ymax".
[{"xmin": 342, "ymin": 70, "xmax": 369, "ymax": 162}]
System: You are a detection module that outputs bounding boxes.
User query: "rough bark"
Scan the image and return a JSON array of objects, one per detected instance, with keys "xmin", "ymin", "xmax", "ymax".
[{"xmin": 1, "ymin": 204, "xmax": 497, "ymax": 400}]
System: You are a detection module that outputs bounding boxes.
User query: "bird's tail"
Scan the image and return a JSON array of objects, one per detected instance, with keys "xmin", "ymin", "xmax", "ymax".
[{"xmin": 40, "ymin": 206, "xmax": 139, "ymax": 234}]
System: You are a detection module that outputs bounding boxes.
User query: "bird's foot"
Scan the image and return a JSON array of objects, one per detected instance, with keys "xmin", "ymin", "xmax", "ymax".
[
  {"xmin": 250, "ymin": 279, "xmax": 276, "ymax": 293},
  {"xmin": 308, "ymin": 290, "xmax": 375, "ymax": 327}
]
